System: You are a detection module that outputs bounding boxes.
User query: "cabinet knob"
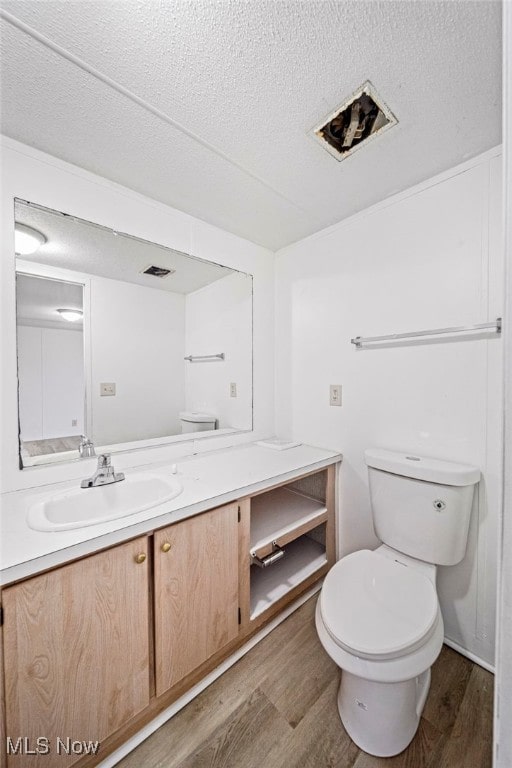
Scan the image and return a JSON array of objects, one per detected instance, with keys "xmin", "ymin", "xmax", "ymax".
[
  {"xmin": 161, "ymin": 541, "xmax": 172, "ymax": 553},
  {"xmin": 135, "ymin": 552, "xmax": 146, "ymax": 564}
]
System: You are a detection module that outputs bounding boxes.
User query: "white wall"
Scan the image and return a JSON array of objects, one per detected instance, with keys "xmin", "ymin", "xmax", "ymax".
[
  {"xmin": 16, "ymin": 325, "xmax": 43, "ymax": 441},
  {"xmin": 17, "ymin": 324, "xmax": 84, "ymax": 441},
  {"xmin": 185, "ymin": 272, "xmax": 252, "ymax": 430},
  {"xmin": 90, "ymin": 276, "xmax": 185, "ymax": 444},
  {"xmin": 0, "ymin": 137, "xmax": 275, "ymax": 492},
  {"xmin": 275, "ymin": 149, "xmax": 503, "ymax": 667}
]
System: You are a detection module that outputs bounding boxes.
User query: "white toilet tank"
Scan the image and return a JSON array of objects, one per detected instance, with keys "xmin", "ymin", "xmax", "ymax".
[
  {"xmin": 365, "ymin": 448, "xmax": 480, "ymax": 566},
  {"xmin": 179, "ymin": 411, "xmax": 217, "ymax": 433}
]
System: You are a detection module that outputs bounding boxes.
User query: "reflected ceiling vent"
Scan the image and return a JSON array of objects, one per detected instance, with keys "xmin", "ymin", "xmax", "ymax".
[
  {"xmin": 141, "ymin": 265, "xmax": 175, "ymax": 278},
  {"xmin": 311, "ymin": 81, "xmax": 397, "ymax": 162}
]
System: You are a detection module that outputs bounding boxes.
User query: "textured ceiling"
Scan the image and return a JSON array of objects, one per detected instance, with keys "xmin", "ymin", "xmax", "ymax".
[
  {"xmin": 0, "ymin": 1, "xmax": 502, "ymax": 250},
  {"xmin": 16, "ymin": 273, "xmax": 84, "ymax": 329},
  {"xmin": 15, "ymin": 201, "xmax": 235, "ymax": 294}
]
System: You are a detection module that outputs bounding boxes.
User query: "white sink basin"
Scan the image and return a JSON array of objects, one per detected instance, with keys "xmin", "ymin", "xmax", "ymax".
[{"xmin": 27, "ymin": 473, "xmax": 183, "ymax": 532}]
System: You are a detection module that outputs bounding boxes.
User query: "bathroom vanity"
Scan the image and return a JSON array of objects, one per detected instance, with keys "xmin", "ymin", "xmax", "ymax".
[{"xmin": 0, "ymin": 443, "xmax": 340, "ymax": 767}]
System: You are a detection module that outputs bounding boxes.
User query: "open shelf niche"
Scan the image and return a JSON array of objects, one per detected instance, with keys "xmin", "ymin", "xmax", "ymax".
[{"xmin": 249, "ymin": 470, "xmax": 330, "ymax": 620}]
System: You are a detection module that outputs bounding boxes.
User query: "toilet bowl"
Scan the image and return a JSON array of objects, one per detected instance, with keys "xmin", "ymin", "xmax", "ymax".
[{"xmin": 316, "ymin": 448, "xmax": 480, "ymax": 757}]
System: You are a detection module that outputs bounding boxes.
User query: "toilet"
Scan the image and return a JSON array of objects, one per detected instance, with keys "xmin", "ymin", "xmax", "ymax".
[
  {"xmin": 316, "ymin": 448, "xmax": 480, "ymax": 757},
  {"xmin": 179, "ymin": 411, "xmax": 217, "ymax": 433}
]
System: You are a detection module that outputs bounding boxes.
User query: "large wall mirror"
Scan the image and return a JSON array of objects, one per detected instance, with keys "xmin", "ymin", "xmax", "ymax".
[{"xmin": 14, "ymin": 199, "xmax": 253, "ymax": 468}]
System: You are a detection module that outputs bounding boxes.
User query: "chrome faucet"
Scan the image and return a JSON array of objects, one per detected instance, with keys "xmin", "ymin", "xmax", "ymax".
[
  {"xmin": 81, "ymin": 454, "xmax": 125, "ymax": 489},
  {"xmin": 78, "ymin": 435, "xmax": 96, "ymax": 458}
]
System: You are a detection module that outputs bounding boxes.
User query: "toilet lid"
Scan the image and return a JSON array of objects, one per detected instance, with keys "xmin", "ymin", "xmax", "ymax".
[{"xmin": 320, "ymin": 550, "xmax": 439, "ymax": 660}]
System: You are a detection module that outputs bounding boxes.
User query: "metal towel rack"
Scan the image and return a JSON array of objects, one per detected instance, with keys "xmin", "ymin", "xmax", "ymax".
[
  {"xmin": 184, "ymin": 353, "xmax": 225, "ymax": 362},
  {"xmin": 351, "ymin": 318, "xmax": 502, "ymax": 348}
]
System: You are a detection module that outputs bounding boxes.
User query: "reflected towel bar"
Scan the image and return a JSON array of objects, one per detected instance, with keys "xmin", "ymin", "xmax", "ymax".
[
  {"xmin": 184, "ymin": 353, "xmax": 225, "ymax": 362},
  {"xmin": 351, "ymin": 318, "xmax": 502, "ymax": 348}
]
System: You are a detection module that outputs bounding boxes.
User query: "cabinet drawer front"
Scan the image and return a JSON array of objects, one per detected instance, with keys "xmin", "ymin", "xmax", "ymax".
[
  {"xmin": 3, "ymin": 537, "xmax": 151, "ymax": 768},
  {"xmin": 154, "ymin": 504, "xmax": 239, "ymax": 696}
]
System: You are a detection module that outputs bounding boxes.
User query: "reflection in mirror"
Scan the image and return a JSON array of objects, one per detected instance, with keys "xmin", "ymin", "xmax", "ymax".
[
  {"xmin": 14, "ymin": 199, "xmax": 253, "ymax": 468},
  {"xmin": 16, "ymin": 274, "xmax": 85, "ymax": 458}
]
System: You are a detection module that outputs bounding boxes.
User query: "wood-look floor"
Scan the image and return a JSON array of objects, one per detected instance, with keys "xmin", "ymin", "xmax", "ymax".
[
  {"xmin": 22, "ymin": 435, "xmax": 81, "ymax": 456},
  {"xmin": 117, "ymin": 597, "xmax": 493, "ymax": 768}
]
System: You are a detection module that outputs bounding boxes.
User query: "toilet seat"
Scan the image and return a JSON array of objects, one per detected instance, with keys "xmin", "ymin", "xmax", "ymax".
[{"xmin": 319, "ymin": 549, "xmax": 439, "ymax": 661}]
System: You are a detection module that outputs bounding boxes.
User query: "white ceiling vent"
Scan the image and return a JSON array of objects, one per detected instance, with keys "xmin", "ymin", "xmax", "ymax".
[
  {"xmin": 311, "ymin": 81, "xmax": 397, "ymax": 162},
  {"xmin": 141, "ymin": 265, "xmax": 175, "ymax": 278}
]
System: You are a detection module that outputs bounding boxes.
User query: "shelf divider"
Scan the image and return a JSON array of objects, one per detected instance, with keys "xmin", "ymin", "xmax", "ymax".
[{"xmin": 250, "ymin": 487, "xmax": 327, "ymax": 557}]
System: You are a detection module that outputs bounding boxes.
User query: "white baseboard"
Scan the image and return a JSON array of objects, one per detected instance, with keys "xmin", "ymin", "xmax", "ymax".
[
  {"xmin": 443, "ymin": 636, "xmax": 495, "ymax": 674},
  {"xmin": 98, "ymin": 584, "xmax": 322, "ymax": 767}
]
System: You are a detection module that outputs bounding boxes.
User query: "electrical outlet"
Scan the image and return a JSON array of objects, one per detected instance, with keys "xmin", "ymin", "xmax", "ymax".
[
  {"xmin": 330, "ymin": 384, "xmax": 342, "ymax": 406},
  {"xmin": 230, "ymin": 382, "xmax": 237, "ymax": 398},
  {"xmin": 100, "ymin": 382, "xmax": 116, "ymax": 397},
  {"xmin": 71, "ymin": 419, "xmax": 78, "ymax": 427}
]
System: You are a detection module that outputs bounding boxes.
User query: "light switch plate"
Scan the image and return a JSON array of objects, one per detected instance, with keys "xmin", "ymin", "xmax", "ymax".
[
  {"xmin": 100, "ymin": 382, "xmax": 116, "ymax": 397},
  {"xmin": 330, "ymin": 384, "xmax": 342, "ymax": 406}
]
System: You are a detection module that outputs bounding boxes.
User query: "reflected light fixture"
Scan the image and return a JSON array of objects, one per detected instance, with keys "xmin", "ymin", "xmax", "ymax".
[
  {"xmin": 14, "ymin": 223, "xmax": 47, "ymax": 255},
  {"xmin": 57, "ymin": 308, "xmax": 83, "ymax": 322}
]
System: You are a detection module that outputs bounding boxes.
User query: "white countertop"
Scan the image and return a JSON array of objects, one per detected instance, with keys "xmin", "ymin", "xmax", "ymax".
[{"xmin": 0, "ymin": 442, "xmax": 341, "ymax": 585}]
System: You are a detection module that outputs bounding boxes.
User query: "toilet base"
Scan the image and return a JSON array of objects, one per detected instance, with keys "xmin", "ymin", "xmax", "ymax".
[{"xmin": 337, "ymin": 668, "xmax": 431, "ymax": 757}]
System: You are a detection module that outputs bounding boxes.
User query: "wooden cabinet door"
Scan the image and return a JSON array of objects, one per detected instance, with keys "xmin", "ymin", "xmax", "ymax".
[
  {"xmin": 3, "ymin": 537, "xmax": 151, "ymax": 768},
  {"xmin": 154, "ymin": 503, "xmax": 239, "ymax": 696}
]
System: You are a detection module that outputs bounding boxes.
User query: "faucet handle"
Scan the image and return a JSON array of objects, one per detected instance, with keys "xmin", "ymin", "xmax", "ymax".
[{"xmin": 98, "ymin": 454, "xmax": 111, "ymax": 467}]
